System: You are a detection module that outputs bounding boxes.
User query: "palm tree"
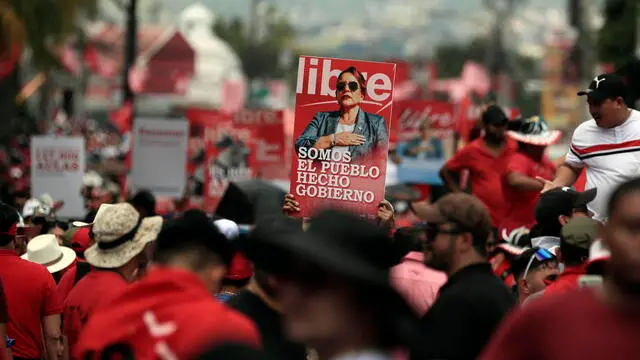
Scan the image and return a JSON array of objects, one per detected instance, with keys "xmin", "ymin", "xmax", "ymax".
[{"xmin": 0, "ymin": 0, "xmax": 98, "ymax": 135}]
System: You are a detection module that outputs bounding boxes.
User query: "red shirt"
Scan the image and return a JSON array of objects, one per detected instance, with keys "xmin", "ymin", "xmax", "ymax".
[
  {"xmin": 544, "ymin": 264, "xmax": 588, "ymax": 296},
  {"xmin": 0, "ymin": 249, "xmax": 62, "ymax": 359},
  {"xmin": 500, "ymin": 152, "xmax": 556, "ymax": 232},
  {"xmin": 0, "ymin": 278, "xmax": 7, "ymax": 324},
  {"xmin": 57, "ymin": 262, "xmax": 78, "ymax": 302},
  {"xmin": 75, "ymin": 267, "xmax": 261, "ymax": 360},
  {"xmin": 480, "ymin": 288, "xmax": 640, "ymax": 360},
  {"xmin": 445, "ymin": 138, "xmax": 516, "ymax": 227},
  {"xmin": 63, "ymin": 270, "xmax": 128, "ymax": 359}
]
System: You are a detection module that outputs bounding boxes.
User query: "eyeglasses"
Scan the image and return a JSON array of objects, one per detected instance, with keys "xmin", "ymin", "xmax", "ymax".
[
  {"xmin": 337, "ymin": 81, "xmax": 359, "ymax": 92},
  {"xmin": 522, "ymin": 248, "xmax": 555, "ymax": 280},
  {"xmin": 424, "ymin": 223, "xmax": 464, "ymax": 243}
]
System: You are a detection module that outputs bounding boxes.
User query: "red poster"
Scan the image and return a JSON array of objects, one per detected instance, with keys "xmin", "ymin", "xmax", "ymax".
[
  {"xmin": 391, "ymin": 100, "xmax": 457, "ymax": 143},
  {"xmin": 232, "ymin": 109, "xmax": 287, "ymax": 180},
  {"xmin": 203, "ymin": 140, "xmax": 256, "ymax": 213},
  {"xmin": 290, "ymin": 56, "xmax": 396, "ymax": 217}
]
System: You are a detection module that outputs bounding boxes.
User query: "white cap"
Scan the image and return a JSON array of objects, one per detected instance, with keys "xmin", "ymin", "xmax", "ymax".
[
  {"xmin": 588, "ymin": 239, "xmax": 610, "ymax": 264},
  {"xmin": 213, "ymin": 218, "xmax": 239, "ymax": 241}
]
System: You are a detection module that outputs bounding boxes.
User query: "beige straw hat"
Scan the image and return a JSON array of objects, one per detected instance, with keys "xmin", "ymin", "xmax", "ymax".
[{"xmin": 75, "ymin": 203, "xmax": 162, "ymax": 269}]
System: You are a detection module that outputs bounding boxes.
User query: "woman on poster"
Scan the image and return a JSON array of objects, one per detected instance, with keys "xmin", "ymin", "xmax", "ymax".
[{"xmin": 295, "ymin": 66, "xmax": 389, "ymax": 160}]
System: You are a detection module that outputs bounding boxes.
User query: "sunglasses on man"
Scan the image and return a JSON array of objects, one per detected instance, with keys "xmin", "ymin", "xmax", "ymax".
[{"xmin": 336, "ymin": 81, "xmax": 360, "ymax": 92}]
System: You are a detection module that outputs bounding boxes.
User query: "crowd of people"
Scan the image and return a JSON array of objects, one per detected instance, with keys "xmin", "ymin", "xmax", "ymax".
[{"xmin": 0, "ymin": 72, "xmax": 639, "ymax": 360}]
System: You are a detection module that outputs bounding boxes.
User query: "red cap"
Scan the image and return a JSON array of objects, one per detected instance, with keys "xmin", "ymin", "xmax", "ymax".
[
  {"xmin": 71, "ymin": 227, "xmax": 93, "ymax": 259},
  {"xmin": 225, "ymin": 252, "xmax": 253, "ymax": 280}
]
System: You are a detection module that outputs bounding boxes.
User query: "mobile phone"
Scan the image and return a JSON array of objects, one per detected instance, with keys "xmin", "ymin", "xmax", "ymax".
[{"xmin": 578, "ymin": 275, "xmax": 604, "ymax": 288}]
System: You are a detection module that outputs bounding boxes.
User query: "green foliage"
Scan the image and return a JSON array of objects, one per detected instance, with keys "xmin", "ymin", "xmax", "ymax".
[
  {"xmin": 433, "ymin": 36, "xmax": 540, "ymax": 114},
  {"xmin": 597, "ymin": 0, "xmax": 639, "ymax": 67},
  {"xmin": 213, "ymin": 4, "xmax": 298, "ymax": 80},
  {"xmin": 3, "ymin": 0, "xmax": 98, "ymax": 70}
]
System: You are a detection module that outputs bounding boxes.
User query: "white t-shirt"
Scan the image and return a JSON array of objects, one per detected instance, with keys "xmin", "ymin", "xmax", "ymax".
[{"xmin": 565, "ymin": 109, "xmax": 640, "ymax": 220}]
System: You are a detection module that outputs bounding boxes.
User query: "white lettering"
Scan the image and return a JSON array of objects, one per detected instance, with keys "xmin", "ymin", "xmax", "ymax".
[
  {"xmin": 367, "ymin": 73, "xmax": 392, "ymax": 102},
  {"xmin": 296, "ymin": 57, "xmax": 392, "ymax": 101},
  {"xmin": 294, "ymin": 184, "xmax": 376, "ymax": 203}
]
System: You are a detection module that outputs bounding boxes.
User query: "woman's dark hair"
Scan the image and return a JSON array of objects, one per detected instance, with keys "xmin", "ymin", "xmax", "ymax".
[
  {"xmin": 338, "ymin": 66, "xmax": 367, "ymax": 97},
  {"xmin": 608, "ymin": 177, "xmax": 640, "ymax": 216}
]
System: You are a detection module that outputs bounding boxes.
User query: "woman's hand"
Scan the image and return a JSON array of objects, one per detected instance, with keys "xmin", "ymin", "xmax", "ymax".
[
  {"xmin": 282, "ymin": 194, "xmax": 300, "ymax": 215},
  {"xmin": 334, "ymin": 132, "xmax": 365, "ymax": 146},
  {"xmin": 376, "ymin": 200, "xmax": 395, "ymax": 230}
]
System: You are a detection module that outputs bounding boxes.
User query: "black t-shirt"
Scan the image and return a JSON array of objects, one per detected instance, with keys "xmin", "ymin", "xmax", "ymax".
[
  {"xmin": 411, "ymin": 263, "xmax": 515, "ymax": 360},
  {"xmin": 228, "ymin": 290, "xmax": 307, "ymax": 360}
]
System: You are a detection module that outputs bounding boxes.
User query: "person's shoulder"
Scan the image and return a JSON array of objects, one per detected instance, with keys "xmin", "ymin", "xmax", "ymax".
[
  {"xmin": 313, "ymin": 111, "xmax": 338, "ymax": 119},
  {"xmin": 524, "ymin": 288, "xmax": 596, "ymax": 313},
  {"xmin": 363, "ymin": 111, "xmax": 384, "ymax": 122},
  {"xmin": 14, "ymin": 257, "xmax": 53, "ymax": 282},
  {"xmin": 173, "ymin": 301, "xmax": 261, "ymax": 357},
  {"xmin": 572, "ymin": 119, "xmax": 599, "ymax": 139}
]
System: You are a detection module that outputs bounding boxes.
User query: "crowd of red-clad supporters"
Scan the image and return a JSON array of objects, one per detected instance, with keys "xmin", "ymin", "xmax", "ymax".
[{"xmin": 0, "ymin": 73, "xmax": 639, "ymax": 360}]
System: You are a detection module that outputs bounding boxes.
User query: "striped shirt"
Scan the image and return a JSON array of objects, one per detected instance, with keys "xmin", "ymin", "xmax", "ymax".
[{"xmin": 566, "ymin": 110, "xmax": 640, "ymax": 220}]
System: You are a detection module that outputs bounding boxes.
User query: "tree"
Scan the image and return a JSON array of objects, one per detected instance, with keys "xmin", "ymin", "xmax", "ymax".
[
  {"xmin": 597, "ymin": 0, "xmax": 638, "ymax": 67},
  {"xmin": 433, "ymin": 36, "xmax": 539, "ymax": 115},
  {"xmin": 213, "ymin": 4, "xmax": 298, "ymax": 80},
  {"xmin": 0, "ymin": 0, "xmax": 98, "ymax": 138}
]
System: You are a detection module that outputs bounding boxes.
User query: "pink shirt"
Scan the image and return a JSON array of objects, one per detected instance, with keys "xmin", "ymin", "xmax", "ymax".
[{"xmin": 390, "ymin": 252, "xmax": 447, "ymax": 316}]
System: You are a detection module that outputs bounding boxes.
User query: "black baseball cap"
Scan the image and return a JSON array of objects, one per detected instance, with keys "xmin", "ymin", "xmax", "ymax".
[
  {"xmin": 535, "ymin": 187, "xmax": 597, "ymax": 224},
  {"xmin": 577, "ymin": 73, "xmax": 628, "ymax": 103}
]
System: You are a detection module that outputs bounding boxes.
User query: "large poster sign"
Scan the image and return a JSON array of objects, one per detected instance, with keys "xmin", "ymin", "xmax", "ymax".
[
  {"xmin": 31, "ymin": 136, "xmax": 85, "ymax": 218},
  {"xmin": 392, "ymin": 100, "xmax": 456, "ymax": 185},
  {"xmin": 131, "ymin": 118, "xmax": 189, "ymax": 197},
  {"xmin": 290, "ymin": 56, "xmax": 396, "ymax": 217}
]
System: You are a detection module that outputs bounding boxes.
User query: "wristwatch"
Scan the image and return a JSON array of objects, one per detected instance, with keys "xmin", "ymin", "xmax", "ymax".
[{"xmin": 331, "ymin": 134, "xmax": 336, "ymax": 146}]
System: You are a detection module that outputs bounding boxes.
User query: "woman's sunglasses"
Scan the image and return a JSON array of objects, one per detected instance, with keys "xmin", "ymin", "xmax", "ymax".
[{"xmin": 337, "ymin": 81, "xmax": 359, "ymax": 92}]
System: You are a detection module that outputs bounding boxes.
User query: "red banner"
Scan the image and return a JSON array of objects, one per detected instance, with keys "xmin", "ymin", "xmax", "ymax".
[
  {"xmin": 391, "ymin": 100, "xmax": 456, "ymax": 144},
  {"xmin": 185, "ymin": 108, "xmax": 287, "ymax": 180},
  {"xmin": 290, "ymin": 56, "xmax": 396, "ymax": 217},
  {"xmin": 232, "ymin": 110, "xmax": 287, "ymax": 180},
  {"xmin": 203, "ymin": 141, "xmax": 256, "ymax": 212}
]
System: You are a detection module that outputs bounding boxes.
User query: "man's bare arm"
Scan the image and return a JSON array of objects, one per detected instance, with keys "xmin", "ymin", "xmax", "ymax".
[
  {"xmin": 538, "ymin": 163, "xmax": 581, "ymax": 193},
  {"xmin": 439, "ymin": 166, "xmax": 462, "ymax": 193},
  {"xmin": 42, "ymin": 314, "xmax": 63, "ymax": 360},
  {"xmin": 0, "ymin": 323, "xmax": 11, "ymax": 360}
]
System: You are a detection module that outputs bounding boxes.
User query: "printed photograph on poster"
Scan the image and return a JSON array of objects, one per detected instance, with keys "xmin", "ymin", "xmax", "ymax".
[
  {"xmin": 232, "ymin": 110, "xmax": 287, "ymax": 180},
  {"xmin": 392, "ymin": 100, "xmax": 456, "ymax": 185},
  {"xmin": 290, "ymin": 56, "xmax": 396, "ymax": 217},
  {"xmin": 203, "ymin": 141, "xmax": 255, "ymax": 213}
]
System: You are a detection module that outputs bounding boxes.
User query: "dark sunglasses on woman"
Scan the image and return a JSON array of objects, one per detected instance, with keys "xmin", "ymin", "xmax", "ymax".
[{"xmin": 337, "ymin": 81, "xmax": 359, "ymax": 92}]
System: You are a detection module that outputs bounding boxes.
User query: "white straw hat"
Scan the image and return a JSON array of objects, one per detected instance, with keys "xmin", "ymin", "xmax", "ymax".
[
  {"xmin": 21, "ymin": 234, "xmax": 76, "ymax": 273},
  {"xmin": 80, "ymin": 203, "xmax": 163, "ymax": 269}
]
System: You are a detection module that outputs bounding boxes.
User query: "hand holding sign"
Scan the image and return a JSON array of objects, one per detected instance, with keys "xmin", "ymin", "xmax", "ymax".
[{"xmin": 282, "ymin": 193, "xmax": 301, "ymax": 216}]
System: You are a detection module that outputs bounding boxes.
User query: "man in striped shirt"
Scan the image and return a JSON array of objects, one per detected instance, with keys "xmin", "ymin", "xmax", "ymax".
[{"xmin": 539, "ymin": 73, "xmax": 640, "ymax": 221}]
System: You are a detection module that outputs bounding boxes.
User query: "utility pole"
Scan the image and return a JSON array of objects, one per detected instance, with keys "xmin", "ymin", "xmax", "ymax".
[
  {"xmin": 122, "ymin": 0, "xmax": 137, "ymax": 105},
  {"xmin": 569, "ymin": 0, "xmax": 595, "ymax": 122},
  {"xmin": 483, "ymin": 0, "xmax": 524, "ymax": 107}
]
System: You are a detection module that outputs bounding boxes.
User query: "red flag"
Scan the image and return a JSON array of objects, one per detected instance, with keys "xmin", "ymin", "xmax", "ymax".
[{"xmin": 110, "ymin": 102, "xmax": 133, "ymax": 134}]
